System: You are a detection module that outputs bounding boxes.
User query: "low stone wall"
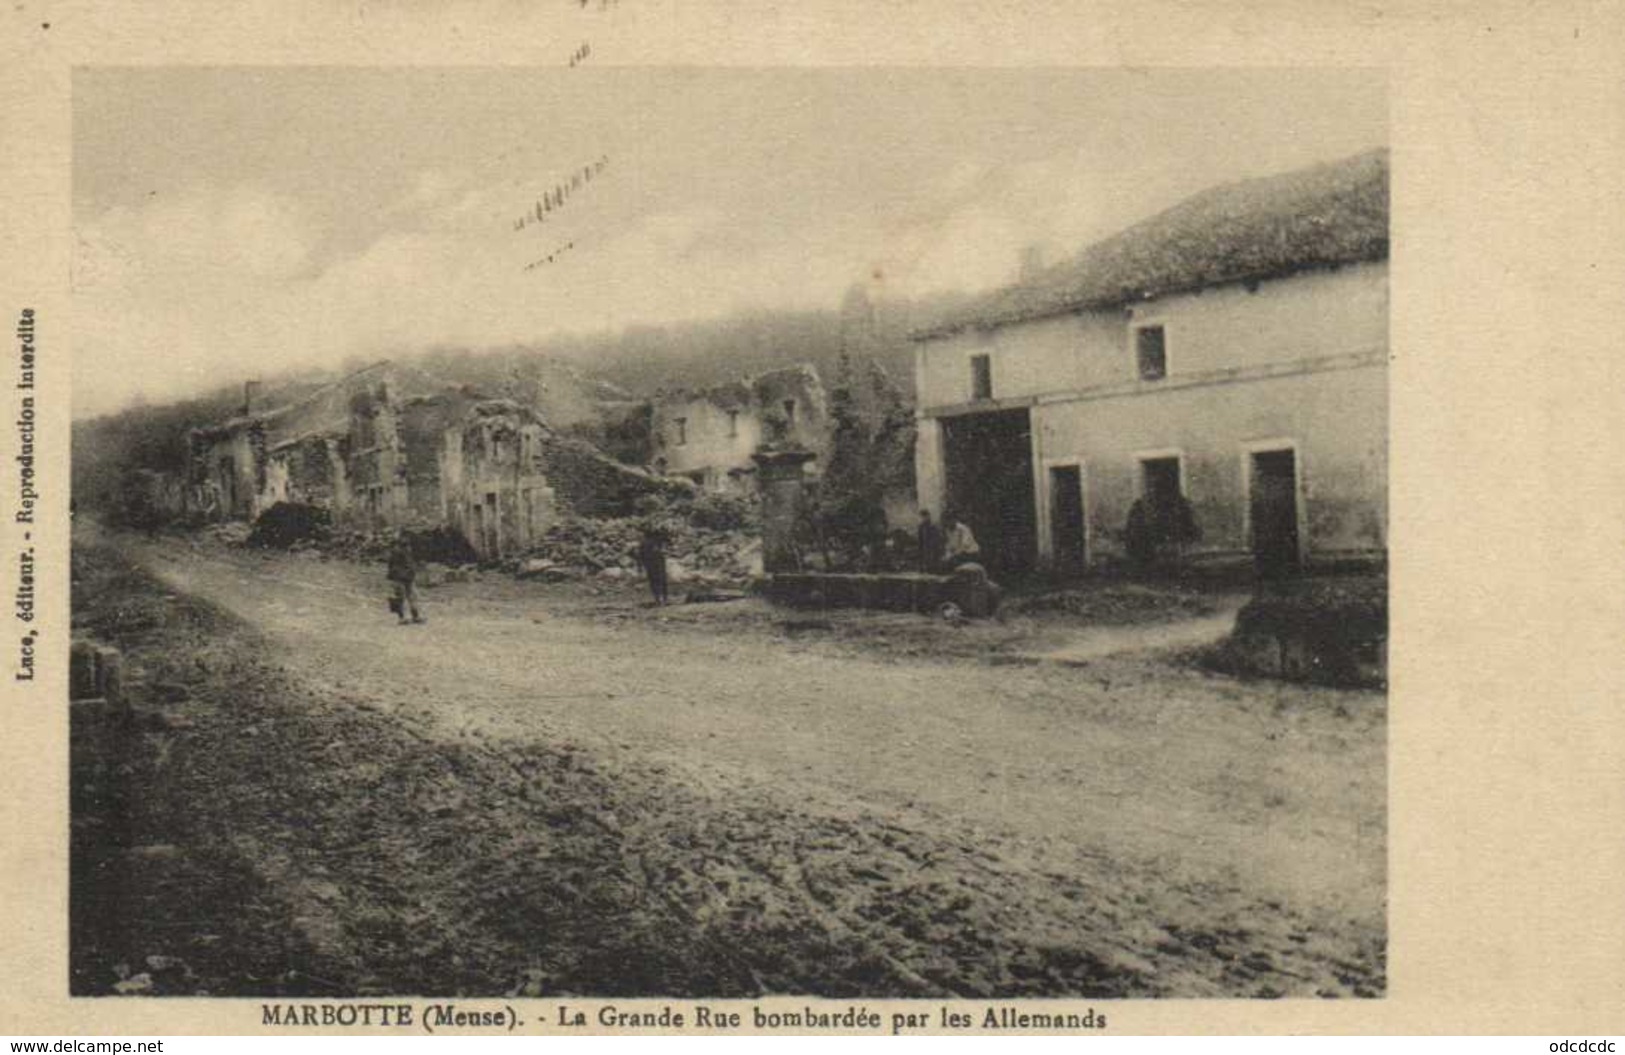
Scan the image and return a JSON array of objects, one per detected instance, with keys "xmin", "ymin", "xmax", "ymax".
[{"xmin": 1217, "ymin": 577, "xmax": 1386, "ymax": 687}]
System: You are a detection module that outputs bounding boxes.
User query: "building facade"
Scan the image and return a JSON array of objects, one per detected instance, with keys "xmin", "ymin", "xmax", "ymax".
[{"xmin": 913, "ymin": 150, "xmax": 1389, "ymax": 576}]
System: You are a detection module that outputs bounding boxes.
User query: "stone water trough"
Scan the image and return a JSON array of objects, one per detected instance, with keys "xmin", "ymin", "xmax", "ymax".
[{"xmin": 749, "ymin": 448, "xmax": 1001, "ymax": 618}]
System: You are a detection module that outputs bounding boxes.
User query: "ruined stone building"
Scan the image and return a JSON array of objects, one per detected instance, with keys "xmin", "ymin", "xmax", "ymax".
[
  {"xmin": 188, "ymin": 417, "xmax": 261, "ymax": 521},
  {"xmin": 912, "ymin": 149, "xmax": 1388, "ymax": 576},
  {"xmin": 648, "ymin": 364, "xmax": 829, "ymax": 492},
  {"xmin": 187, "ymin": 360, "xmax": 689, "ymax": 559},
  {"xmin": 339, "ymin": 380, "xmax": 493, "ymax": 532},
  {"xmin": 437, "ymin": 399, "xmax": 556, "ymax": 559},
  {"xmin": 188, "ymin": 362, "xmax": 433, "ymax": 523},
  {"xmin": 187, "ymin": 363, "xmax": 555, "ymax": 555}
]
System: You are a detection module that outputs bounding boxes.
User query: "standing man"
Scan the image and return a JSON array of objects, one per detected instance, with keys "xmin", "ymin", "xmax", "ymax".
[
  {"xmin": 1124, "ymin": 497, "xmax": 1156, "ymax": 574},
  {"xmin": 386, "ymin": 531, "xmax": 425, "ymax": 625},
  {"xmin": 943, "ymin": 511, "xmax": 982, "ymax": 568},
  {"xmin": 635, "ymin": 519, "xmax": 671, "ymax": 606},
  {"xmin": 916, "ymin": 509, "xmax": 945, "ymax": 573}
]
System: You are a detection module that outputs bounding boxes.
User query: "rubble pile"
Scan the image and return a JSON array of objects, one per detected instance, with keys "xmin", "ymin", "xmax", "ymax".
[
  {"xmin": 317, "ymin": 529, "xmax": 395, "ymax": 563},
  {"xmin": 539, "ymin": 434, "xmax": 693, "ymax": 518},
  {"xmin": 404, "ymin": 525, "xmax": 481, "ymax": 566},
  {"xmin": 681, "ymin": 490, "xmax": 760, "ymax": 532},
  {"xmin": 246, "ymin": 502, "xmax": 332, "ymax": 549},
  {"xmin": 312, "ymin": 525, "xmax": 479, "ymax": 567},
  {"xmin": 197, "ymin": 521, "xmax": 252, "ymax": 547}
]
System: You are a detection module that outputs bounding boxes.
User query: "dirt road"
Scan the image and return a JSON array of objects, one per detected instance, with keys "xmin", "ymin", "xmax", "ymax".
[{"xmin": 73, "ymin": 526, "xmax": 1385, "ymax": 998}]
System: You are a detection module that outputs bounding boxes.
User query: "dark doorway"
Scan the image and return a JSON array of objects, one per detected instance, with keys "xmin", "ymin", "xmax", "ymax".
[
  {"xmin": 1249, "ymin": 448, "xmax": 1300, "ymax": 576},
  {"xmin": 1141, "ymin": 456, "xmax": 1181, "ymax": 507},
  {"xmin": 217, "ymin": 458, "xmax": 237, "ymax": 514},
  {"xmin": 482, "ymin": 492, "xmax": 501, "ymax": 558},
  {"xmin": 1048, "ymin": 465, "xmax": 1086, "ymax": 576},
  {"xmin": 941, "ymin": 408, "xmax": 1036, "ymax": 575}
]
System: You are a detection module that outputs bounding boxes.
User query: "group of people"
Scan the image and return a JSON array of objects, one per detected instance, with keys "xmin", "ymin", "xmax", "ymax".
[{"xmin": 916, "ymin": 508, "xmax": 980, "ymax": 573}]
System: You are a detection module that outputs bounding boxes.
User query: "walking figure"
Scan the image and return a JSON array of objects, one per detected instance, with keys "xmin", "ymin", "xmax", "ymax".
[{"xmin": 386, "ymin": 532, "xmax": 425, "ymax": 624}]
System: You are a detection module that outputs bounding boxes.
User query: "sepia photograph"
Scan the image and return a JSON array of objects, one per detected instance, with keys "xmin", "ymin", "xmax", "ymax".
[{"xmin": 65, "ymin": 66, "xmax": 1389, "ymax": 1003}]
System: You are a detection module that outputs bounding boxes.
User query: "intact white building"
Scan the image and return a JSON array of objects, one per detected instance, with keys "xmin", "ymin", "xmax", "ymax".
[{"xmin": 912, "ymin": 149, "xmax": 1389, "ymax": 576}]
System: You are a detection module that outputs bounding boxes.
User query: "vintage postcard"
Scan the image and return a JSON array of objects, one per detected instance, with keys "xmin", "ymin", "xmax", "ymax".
[{"xmin": 2, "ymin": 0, "xmax": 1621, "ymax": 1039}]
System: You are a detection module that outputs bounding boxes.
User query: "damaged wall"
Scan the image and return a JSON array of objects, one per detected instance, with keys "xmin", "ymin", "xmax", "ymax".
[
  {"xmin": 439, "ymin": 400, "xmax": 558, "ymax": 560},
  {"xmin": 262, "ymin": 434, "xmax": 349, "ymax": 512},
  {"xmin": 189, "ymin": 425, "xmax": 263, "ymax": 520},
  {"xmin": 185, "ymin": 361, "xmax": 436, "ymax": 525},
  {"xmin": 343, "ymin": 381, "xmax": 410, "ymax": 529},
  {"xmin": 578, "ymin": 398, "xmax": 655, "ymax": 466},
  {"xmin": 537, "ymin": 433, "xmax": 690, "ymax": 519},
  {"xmin": 649, "ymin": 363, "xmax": 829, "ymax": 492},
  {"xmin": 397, "ymin": 390, "xmax": 483, "ymax": 524}
]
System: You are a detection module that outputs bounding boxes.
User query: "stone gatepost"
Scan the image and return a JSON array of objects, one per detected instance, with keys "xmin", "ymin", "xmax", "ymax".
[
  {"xmin": 70, "ymin": 639, "xmax": 125, "ymax": 710},
  {"xmin": 751, "ymin": 450, "xmax": 816, "ymax": 573}
]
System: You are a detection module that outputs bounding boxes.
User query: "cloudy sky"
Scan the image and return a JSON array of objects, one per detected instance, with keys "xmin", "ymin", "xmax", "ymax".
[{"xmin": 72, "ymin": 67, "xmax": 1384, "ymax": 416}]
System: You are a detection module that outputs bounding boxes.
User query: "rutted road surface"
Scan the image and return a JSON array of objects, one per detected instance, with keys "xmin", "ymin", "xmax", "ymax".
[{"xmin": 73, "ymin": 527, "xmax": 1385, "ymax": 998}]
